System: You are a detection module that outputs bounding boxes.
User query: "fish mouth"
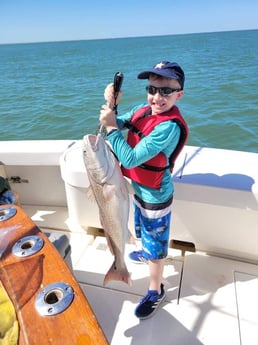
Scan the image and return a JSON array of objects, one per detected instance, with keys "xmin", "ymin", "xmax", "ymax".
[
  {"xmin": 83, "ymin": 133, "xmax": 116, "ymax": 184},
  {"xmin": 85, "ymin": 134, "xmax": 100, "ymax": 151}
]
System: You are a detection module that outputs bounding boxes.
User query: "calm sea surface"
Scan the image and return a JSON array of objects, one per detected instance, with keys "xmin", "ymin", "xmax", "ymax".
[{"xmin": 0, "ymin": 30, "xmax": 257, "ymax": 152}]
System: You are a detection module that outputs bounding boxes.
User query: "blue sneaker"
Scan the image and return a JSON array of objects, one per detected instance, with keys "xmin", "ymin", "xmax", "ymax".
[
  {"xmin": 135, "ymin": 284, "xmax": 166, "ymax": 319},
  {"xmin": 128, "ymin": 250, "xmax": 148, "ymax": 264}
]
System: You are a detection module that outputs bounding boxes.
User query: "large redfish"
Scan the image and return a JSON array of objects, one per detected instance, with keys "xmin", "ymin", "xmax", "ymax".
[{"xmin": 83, "ymin": 134, "xmax": 131, "ymax": 286}]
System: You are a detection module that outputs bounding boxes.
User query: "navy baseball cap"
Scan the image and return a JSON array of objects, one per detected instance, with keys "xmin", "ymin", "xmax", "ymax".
[{"xmin": 137, "ymin": 61, "xmax": 185, "ymax": 89}]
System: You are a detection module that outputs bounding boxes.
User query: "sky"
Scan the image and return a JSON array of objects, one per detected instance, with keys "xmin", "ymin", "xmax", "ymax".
[{"xmin": 0, "ymin": 0, "xmax": 258, "ymax": 44}]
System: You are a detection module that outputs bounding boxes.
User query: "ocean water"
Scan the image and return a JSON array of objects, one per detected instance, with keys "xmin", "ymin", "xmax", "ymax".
[{"xmin": 0, "ymin": 29, "xmax": 257, "ymax": 152}]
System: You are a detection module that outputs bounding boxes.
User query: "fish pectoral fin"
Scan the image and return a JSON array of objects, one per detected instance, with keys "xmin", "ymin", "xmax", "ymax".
[
  {"xmin": 85, "ymin": 186, "xmax": 96, "ymax": 202},
  {"xmin": 103, "ymin": 184, "xmax": 116, "ymax": 201}
]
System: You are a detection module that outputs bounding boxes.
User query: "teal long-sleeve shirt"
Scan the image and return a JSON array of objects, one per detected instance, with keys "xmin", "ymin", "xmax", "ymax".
[{"xmin": 107, "ymin": 104, "xmax": 180, "ymax": 204}]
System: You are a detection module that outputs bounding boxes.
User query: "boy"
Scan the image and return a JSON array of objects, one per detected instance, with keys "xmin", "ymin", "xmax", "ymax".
[{"xmin": 99, "ymin": 61, "xmax": 188, "ymax": 319}]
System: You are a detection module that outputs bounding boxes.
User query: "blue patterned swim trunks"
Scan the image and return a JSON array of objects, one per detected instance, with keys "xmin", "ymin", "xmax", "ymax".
[{"xmin": 133, "ymin": 197, "xmax": 172, "ymax": 260}]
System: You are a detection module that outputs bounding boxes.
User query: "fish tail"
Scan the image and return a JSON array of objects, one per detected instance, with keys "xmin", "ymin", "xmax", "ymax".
[{"xmin": 103, "ymin": 262, "xmax": 132, "ymax": 286}]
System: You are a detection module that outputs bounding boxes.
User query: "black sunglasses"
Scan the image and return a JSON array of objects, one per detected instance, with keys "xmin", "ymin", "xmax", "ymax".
[{"xmin": 146, "ymin": 85, "xmax": 181, "ymax": 97}]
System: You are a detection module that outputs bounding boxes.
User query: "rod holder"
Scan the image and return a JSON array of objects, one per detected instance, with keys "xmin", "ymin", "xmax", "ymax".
[
  {"xmin": 12, "ymin": 235, "xmax": 44, "ymax": 257},
  {"xmin": 35, "ymin": 282, "xmax": 74, "ymax": 316}
]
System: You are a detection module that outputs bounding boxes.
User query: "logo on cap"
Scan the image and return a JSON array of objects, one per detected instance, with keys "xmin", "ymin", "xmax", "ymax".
[{"xmin": 155, "ymin": 62, "xmax": 165, "ymax": 69}]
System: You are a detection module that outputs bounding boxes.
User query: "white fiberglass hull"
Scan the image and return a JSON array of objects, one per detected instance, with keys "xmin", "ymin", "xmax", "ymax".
[{"xmin": 1, "ymin": 139, "xmax": 258, "ymax": 345}]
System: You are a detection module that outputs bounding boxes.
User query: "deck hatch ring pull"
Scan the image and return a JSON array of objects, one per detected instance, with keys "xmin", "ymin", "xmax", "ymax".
[
  {"xmin": 0, "ymin": 206, "xmax": 17, "ymax": 221},
  {"xmin": 35, "ymin": 282, "xmax": 74, "ymax": 316},
  {"xmin": 12, "ymin": 235, "xmax": 44, "ymax": 257}
]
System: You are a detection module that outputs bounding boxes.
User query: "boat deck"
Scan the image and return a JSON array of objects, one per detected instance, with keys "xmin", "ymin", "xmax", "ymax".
[{"xmin": 23, "ymin": 205, "xmax": 258, "ymax": 345}]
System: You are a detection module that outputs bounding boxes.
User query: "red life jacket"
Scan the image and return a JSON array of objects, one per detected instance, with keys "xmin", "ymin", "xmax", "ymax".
[{"xmin": 121, "ymin": 105, "xmax": 188, "ymax": 189}]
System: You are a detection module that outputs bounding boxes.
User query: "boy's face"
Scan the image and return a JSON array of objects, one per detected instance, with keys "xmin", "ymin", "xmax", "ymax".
[{"xmin": 147, "ymin": 75, "xmax": 184, "ymax": 115}]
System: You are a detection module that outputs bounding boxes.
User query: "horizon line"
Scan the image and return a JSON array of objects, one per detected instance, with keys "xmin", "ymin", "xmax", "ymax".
[{"xmin": 1, "ymin": 27, "xmax": 257, "ymax": 46}]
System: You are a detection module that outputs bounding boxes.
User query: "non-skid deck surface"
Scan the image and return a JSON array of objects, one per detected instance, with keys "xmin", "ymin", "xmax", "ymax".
[
  {"xmin": 23, "ymin": 205, "xmax": 258, "ymax": 345},
  {"xmin": 74, "ymin": 237, "xmax": 258, "ymax": 345}
]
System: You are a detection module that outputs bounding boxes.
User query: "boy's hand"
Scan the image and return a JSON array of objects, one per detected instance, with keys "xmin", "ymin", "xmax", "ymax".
[
  {"xmin": 104, "ymin": 83, "xmax": 122, "ymax": 109},
  {"xmin": 99, "ymin": 104, "xmax": 118, "ymax": 132}
]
